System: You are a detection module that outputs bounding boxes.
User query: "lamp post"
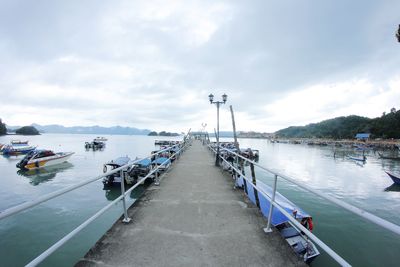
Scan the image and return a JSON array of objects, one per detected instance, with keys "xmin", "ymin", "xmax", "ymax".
[{"xmin": 208, "ymin": 93, "xmax": 228, "ymax": 166}]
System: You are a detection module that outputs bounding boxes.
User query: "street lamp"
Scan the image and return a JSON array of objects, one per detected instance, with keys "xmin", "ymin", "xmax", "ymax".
[
  {"xmin": 208, "ymin": 93, "xmax": 228, "ymax": 166},
  {"xmin": 396, "ymin": 24, "xmax": 400, "ymax": 42}
]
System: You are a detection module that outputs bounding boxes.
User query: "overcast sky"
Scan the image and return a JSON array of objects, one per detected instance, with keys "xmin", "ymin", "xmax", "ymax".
[{"xmin": 0, "ymin": 0, "xmax": 399, "ymax": 133}]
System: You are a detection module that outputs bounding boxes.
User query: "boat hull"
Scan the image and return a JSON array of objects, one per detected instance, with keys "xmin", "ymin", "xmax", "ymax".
[
  {"xmin": 23, "ymin": 153, "xmax": 74, "ymax": 170},
  {"xmin": 385, "ymin": 171, "xmax": 400, "ymax": 185}
]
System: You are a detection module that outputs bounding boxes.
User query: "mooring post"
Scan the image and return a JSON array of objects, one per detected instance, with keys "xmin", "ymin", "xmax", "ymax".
[
  {"xmin": 250, "ymin": 162, "xmax": 260, "ymax": 208},
  {"xmin": 229, "ymin": 105, "xmax": 244, "ymax": 188},
  {"xmin": 120, "ymin": 170, "xmax": 132, "ymax": 223},
  {"xmin": 264, "ymin": 174, "xmax": 278, "ymax": 232}
]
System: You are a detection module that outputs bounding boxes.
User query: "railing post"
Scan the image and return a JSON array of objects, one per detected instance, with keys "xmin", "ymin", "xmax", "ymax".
[
  {"xmin": 264, "ymin": 174, "xmax": 278, "ymax": 233},
  {"xmin": 154, "ymin": 167, "xmax": 160, "ymax": 186},
  {"xmin": 120, "ymin": 170, "xmax": 132, "ymax": 223},
  {"xmin": 250, "ymin": 162, "xmax": 260, "ymax": 208}
]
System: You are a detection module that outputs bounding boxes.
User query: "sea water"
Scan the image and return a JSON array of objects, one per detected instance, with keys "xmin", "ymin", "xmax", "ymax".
[{"xmin": 1, "ymin": 134, "xmax": 400, "ymax": 266}]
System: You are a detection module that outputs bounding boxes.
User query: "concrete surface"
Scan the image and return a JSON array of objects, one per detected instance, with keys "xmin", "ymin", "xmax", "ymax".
[{"xmin": 75, "ymin": 140, "xmax": 306, "ymax": 267}]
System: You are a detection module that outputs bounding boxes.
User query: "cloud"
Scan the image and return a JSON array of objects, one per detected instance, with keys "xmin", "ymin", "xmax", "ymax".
[{"xmin": 0, "ymin": 0, "xmax": 399, "ymax": 132}]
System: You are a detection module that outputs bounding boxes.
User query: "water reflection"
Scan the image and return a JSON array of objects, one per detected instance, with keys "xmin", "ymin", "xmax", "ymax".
[
  {"xmin": 17, "ymin": 162, "xmax": 74, "ymax": 185},
  {"xmin": 103, "ymin": 180, "xmax": 149, "ymax": 201},
  {"xmin": 104, "ymin": 187, "xmax": 121, "ymax": 201}
]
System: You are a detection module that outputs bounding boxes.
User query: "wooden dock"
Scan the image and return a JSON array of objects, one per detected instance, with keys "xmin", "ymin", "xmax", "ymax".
[{"xmin": 75, "ymin": 140, "xmax": 305, "ymax": 267}]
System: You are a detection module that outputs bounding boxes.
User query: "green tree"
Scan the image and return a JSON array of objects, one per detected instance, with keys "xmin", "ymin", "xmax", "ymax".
[
  {"xmin": 0, "ymin": 119, "xmax": 6, "ymax": 135},
  {"xmin": 148, "ymin": 131, "xmax": 158, "ymax": 136}
]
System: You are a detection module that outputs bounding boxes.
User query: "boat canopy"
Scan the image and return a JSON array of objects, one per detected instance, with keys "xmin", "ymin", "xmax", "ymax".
[
  {"xmin": 136, "ymin": 158, "xmax": 151, "ymax": 167},
  {"xmin": 257, "ymin": 181, "xmax": 310, "ymax": 226},
  {"xmin": 152, "ymin": 157, "xmax": 171, "ymax": 165},
  {"xmin": 106, "ymin": 156, "xmax": 131, "ymax": 167}
]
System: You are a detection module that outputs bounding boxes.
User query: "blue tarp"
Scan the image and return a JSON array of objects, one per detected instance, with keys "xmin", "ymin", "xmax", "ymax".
[
  {"xmin": 106, "ymin": 156, "xmax": 131, "ymax": 167},
  {"xmin": 256, "ymin": 180, "xmax": 310, "ymax": 226},
  {"xmin": 355, "ymin": 133, "xmax": 370, "ymax": 139},
  {"xmin": 152, "ymin": 157, "xmax": 171, "ymax": 165},
  {"xmin": 137, "ymin": 158, "xmax": 151, "ymax": 167}
]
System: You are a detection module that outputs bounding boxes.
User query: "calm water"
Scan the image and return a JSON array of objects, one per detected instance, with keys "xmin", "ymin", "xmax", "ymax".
[
  {"xmin": 231, "ymin": 138, "xmax": 400, "ymax": 267},
  {"xmin": 0, "ymin": 134, "xmax": 181, "ymax": 267},
  {"xmin": 1, "ymin": 135, "xmax": 400, "ymax": 266}
]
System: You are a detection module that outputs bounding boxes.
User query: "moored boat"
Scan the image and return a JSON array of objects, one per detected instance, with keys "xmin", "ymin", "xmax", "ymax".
[
  {"xmin": 385, "ymin": 171, "xmax": 400, "ymax": 185},
  {"xmin": 85, "ymin": 140, "xmax": 106, "ymax": 150},
  {"xmin": 1, "ymin": 144, "xmax": 36, "ymax": 156},
  {"xmin": 378, "ymin": 153, "xmax": 400, "ymax": 161},
  {"xmin": 348, "ymin": 155, "xmax": 367, "ymax": 162},
  {"xmin": 102, "ymin": 157, "xmax": 154, "ymax": 186},
  {"xmin": 94, "ymin": 136, "xmax": 108, "ymax": 142},
  {"xmin": 256, "ymin": 181, "xmax": 320, "ymax": 263},
  {"xmin": 152, "ymin": 157, "xmax": 171, "ymax": 171},
  {"xmin": 102, "ymin": 156, "xmax": 133, "ymax": 186},
  {"xmin": 16, "ymin": 150, "xmax": 74, "ymax": 170}
]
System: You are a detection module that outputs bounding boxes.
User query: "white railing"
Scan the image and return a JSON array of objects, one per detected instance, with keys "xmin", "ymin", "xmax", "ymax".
[
  {"xmin": 208, "ymin": 142, "xmax": 400, "ymax": 266},
  {"xmin": 0, "ymin": 140, "xmax": 191, "ymax": 267}
]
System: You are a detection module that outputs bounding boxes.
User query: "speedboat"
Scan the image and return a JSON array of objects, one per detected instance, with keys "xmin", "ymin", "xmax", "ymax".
[
  {"xmin": 256, "ymin": 181, "xmax": 320, "ymax": 263},
  {"xmin": 16, "ymin": 150, "xmax": 74, "ymax": 170},
  {"xmin": 1, "ymin": 144, "xmax": 36, "ymax": 156}
]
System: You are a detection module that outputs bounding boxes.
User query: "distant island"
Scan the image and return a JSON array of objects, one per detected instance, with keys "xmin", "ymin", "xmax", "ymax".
[
  {"xmin": 15, "ymin": 126, "xmax": 40, "ymax": 135},
  {"xmin": 276, "ymin": 108, "xmax": 400, "ymax": 139},
  {"xmin": 148, "ymin": 131, "xmax": 179, "ymax": 137}
]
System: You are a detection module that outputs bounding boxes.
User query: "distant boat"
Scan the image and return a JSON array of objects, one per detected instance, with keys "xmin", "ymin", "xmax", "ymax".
[
  {"xmin": 94, "ymin": 137, "xmax": 108, "ymax": 142},
  {"xmin": 11, "ymin": 140, "xmax": 29, "ymax": 145},
  {"xmin": 378, "ymin": 153, "xmax": 400, "ymax": 161},
  {"xmin": 1, "ymin": 144, "xmax": 36, "ymax": 156},
  {"xmin": 85, "ymin": 140, "xmax": 106, "ymax": 150},
  {"xmin": 348, "ymin": 155, "xmax": 367, "ymax": 162},
  {"xmin": 385, "ymin": 171, "xmax": 400, "ymax": 185}
]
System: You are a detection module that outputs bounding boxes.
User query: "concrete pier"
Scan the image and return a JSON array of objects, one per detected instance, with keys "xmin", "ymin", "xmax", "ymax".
[{"xmin": 76, "ymin": 141, "xmax": 305, "ymax": 267}]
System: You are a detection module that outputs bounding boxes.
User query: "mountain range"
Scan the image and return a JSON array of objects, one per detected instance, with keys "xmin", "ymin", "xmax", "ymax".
[{"xmin": 7, "ymin": 123, "xmax": 151, "ymax": 135}]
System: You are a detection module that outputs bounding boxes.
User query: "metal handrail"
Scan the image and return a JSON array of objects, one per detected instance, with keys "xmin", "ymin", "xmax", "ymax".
[
  {"xmin": 215, "ymin": 150, "xmax": 350, "ymax": 266},
  {"xmin": 208, "ymin": 142, "xmax": 400, "ymax": 265},
  {"xmin": 0, "ymin": 143, "xmax": 181, "ymax": 220},
  {"xmin": 26, "ymin": 142, "xmax": 190, "ymax": 267},
  {"xmin": 0, "ymin": 140, "xmax": 190, "ymax": 267},
  {"xmin": 218, "ymin": 146, "xmax": 400, "ymax": 236}
]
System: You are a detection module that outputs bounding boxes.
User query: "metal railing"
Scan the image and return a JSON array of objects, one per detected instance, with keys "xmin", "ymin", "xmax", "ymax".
[
  {"xmin": 0, "ymin": 139, "xmax": 191, "ymax": 267},
  {"xmin": 207, "ymin": 143, "xmax": 400, "ymax": 266}
]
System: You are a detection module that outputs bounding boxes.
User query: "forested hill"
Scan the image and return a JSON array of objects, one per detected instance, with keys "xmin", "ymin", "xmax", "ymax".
[{"xmin": 275, "ymin": 109, "xmax": 400, "ymax": 139}]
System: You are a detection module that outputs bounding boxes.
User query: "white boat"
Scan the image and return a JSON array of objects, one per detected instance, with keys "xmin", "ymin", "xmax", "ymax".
[
  {"xmin": 11, "ymin": 140, "xmax": 29, "ymax": 145},
  {"xmin": 16, "ymin": 150, "xmax": 74, "ymax": 170},
  {"xmin": 94, "ymin": 137, "xmax": 108, "ymax": 142}
]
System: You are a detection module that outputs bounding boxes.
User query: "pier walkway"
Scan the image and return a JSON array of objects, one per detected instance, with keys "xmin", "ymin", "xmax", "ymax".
[{"xmin": 76, "ymin": 141, "xmax": 305, "ymax": 267}]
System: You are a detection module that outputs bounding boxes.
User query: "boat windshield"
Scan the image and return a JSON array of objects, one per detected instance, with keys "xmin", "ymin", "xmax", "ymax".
[{"xmin": 34, "ymin": 150, "xmax": 56, "ymax": 159}]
